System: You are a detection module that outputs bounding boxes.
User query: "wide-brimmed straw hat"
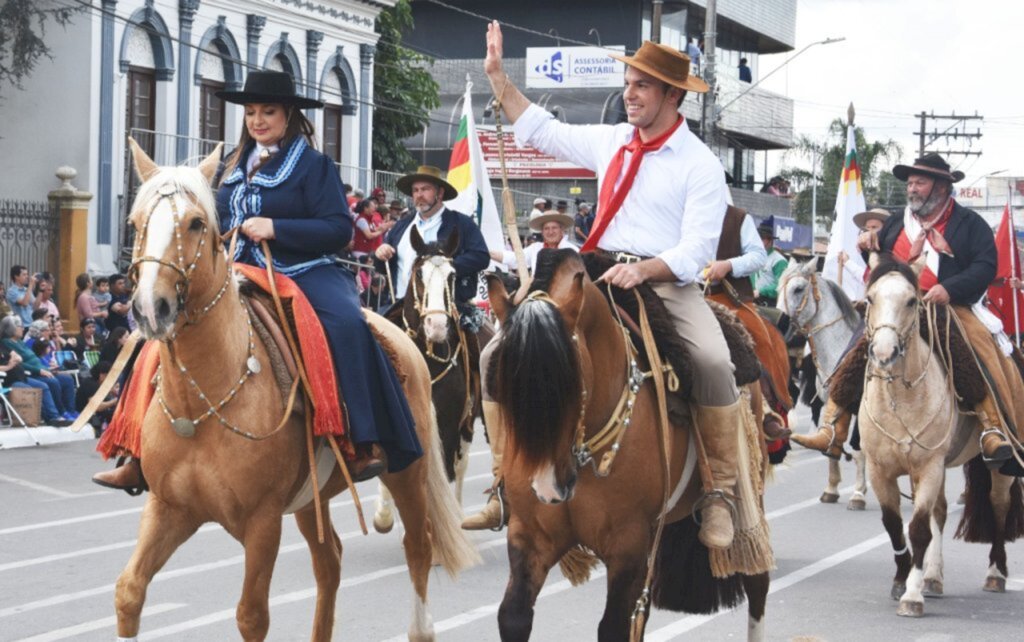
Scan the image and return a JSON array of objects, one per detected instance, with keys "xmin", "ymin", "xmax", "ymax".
[
  {"xmin": 395, "ymin": 165, "xmax": 459, "ymax": 200},
  {"xmin": 216, "ymin": 70, "xmax": 324, "ymax": 109},
  {"xmin": 892, "ymin": 153, "xmax": 964, "ymax": 183},
  {"xmin": 609, "ymin": 41, "xmax": 709, "ymax": 93},
  {"xmin": 852, "ymin": 207, "xmax": 891, "ymax": 230},
  {"xmin": 528, "ymin": 209, "xmax": 574, "ymax": 232}
]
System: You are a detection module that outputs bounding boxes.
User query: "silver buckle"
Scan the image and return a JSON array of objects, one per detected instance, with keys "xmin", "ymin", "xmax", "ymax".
[{"xmin": 614, "ymin": 252, "xmax": 642, "ymax": 265}]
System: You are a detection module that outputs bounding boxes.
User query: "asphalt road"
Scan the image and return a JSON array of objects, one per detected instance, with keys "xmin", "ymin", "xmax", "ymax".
[{"xmin": 1, "ymin": 405, "xmax": 1022, "ymax": 641}]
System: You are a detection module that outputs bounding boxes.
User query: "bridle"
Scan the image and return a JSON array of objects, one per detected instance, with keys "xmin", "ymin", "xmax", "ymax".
[
  {"xmin": 128, "ymin": 184, "xmax": 232, "ymax": 338},
  {"xmin": 783, "ymin": 271, "xmax": 846, "ymax": 338},
  {"xmin": 403, "ymin": 254, "xmax": 467, "ymax": 386}
]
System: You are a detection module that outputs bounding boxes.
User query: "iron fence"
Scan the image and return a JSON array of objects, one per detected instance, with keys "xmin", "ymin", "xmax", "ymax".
[{"xmin": 0, "ymin": 200, "xmax": 60, "ymax": 279}]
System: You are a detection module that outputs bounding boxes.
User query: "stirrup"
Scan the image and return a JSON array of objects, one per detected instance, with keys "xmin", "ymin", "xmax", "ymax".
[
  {"xmin": 693, "ymin": 489, "xmax": 737, "ymax": 526},
  {"xmin": 488, "ymin": 482, "xmax": 508, "ymax": 533},
  {"xmin": 980, "ymin": 428, "xmax": 1013, "ymax": 465}
]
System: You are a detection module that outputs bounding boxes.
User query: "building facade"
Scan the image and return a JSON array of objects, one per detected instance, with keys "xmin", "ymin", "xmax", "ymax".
[
  {"xmin": 1, "ymin": 0, "xmax": 391, "ymax": 273},
  {"xmin": 403, "ymin": 0, "xmax": 796, "ymax": 218}
]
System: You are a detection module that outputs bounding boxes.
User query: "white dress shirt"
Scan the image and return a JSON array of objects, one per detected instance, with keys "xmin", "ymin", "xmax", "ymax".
[
  {"xmin": 513, "ymin": 104, "xmax": 728, "ymax": 285},
  {"xmin": 500, "ymin": 235, "xmax": 578, "ymax": 274},
  {"xmin": 245, "ymin": 143, "xmax": 280, "ymax": 176},
  {"xmin": 727, "ymin": 215, "xmax": 768, "ymax": 278},
  {"xmin": 395, "ymin": 207, "xmax": 445, "ymax": 299}
]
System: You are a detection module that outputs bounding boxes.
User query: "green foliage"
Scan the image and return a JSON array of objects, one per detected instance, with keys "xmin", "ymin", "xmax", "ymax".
[
  {"xmin": 372, "ymin": 0, "xmax": 440, "ymax": 173},
  {"xmin": 781, "ymin": 118, "xmax": 905, "ymax": 229},
  {"xmin": 0, "ymin": 0, "xmax": 78, "ymax": 94}
]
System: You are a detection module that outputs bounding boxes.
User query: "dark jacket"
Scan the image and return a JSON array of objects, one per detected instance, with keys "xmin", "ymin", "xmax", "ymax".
[
  {"xmin": 378, "ymin": 208, "xmax": 490, "ymax": 304},
  {"xmin": 869, "ymin": 201, "xmax": 996, "ymax": 306}
]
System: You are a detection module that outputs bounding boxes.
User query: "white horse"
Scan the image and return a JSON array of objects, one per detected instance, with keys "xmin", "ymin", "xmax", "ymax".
[{"xmin": 778, "ymin": 259, "xmax": 869, "ymax": 509}]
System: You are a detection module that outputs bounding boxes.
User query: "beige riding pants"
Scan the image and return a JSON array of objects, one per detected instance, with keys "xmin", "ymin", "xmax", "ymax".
[{"xmin": 480, "ymin": 282, "xmax": 738, "ymax": 407}]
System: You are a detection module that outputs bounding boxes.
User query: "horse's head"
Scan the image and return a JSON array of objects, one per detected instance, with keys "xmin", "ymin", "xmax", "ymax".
[
  {"xmin": 778, "ymin": 257, "xmax": 822, "ymax": 330},
  {"xmin": 864, "ymin": 253, "xmax": 924, "ymax": 368},
  {"xmin": 127, "ymin": 138, "xmax": 225, "ymax": 340},
  {"xmin": 406, "ymin": 224, "xmax": 459, "ymax": 344},
  {"xmin": 487, "ymin": 249, "xmax": 588, "ymax": 504}
]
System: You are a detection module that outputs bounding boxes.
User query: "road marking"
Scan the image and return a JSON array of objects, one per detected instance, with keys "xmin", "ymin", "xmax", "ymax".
[
  {"xmin": 0, "ymin": 473, "xmax": 85, "ymax": 499},
  {"xmin": 141, "ymin": 538, "xmax": 508, "ymax": 640},
  {"xmin": 0, "ymin": 507, "xmax": 144, "ymax": 536},
  {"xmin": 645, "ymin": 504, "xmax": 964, "ymax": 640},
  {"xmin": 12, "ymin": 602, "xmax": 184, "ymax": 642},
  {"xmin": 764, "ymin": 484, "xmax": 856, "ymax": 521}
]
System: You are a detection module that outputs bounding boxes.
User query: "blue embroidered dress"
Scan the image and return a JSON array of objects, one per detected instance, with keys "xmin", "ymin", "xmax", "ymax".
[{"xmin": 216, "ymin": 137, "xmax": 422, "ymax": 471}]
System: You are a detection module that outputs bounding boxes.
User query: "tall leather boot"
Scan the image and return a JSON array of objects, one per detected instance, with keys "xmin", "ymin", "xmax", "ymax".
[
  {"xmin": 462, "ymin": 401, "xmax": 508, "ymax": 531},
  {"xmin": 975, "ymin": 394, "xmax": 1013, "ymax": 468},
  {"xmin": 791, "ymin": 398, "xmax": 851, "ymax": 459},
  {"xmin": 694, "ymin": 401, "xmax": 742, "ymax": 550},
  {"xmin": 92, "ymin": 458, "xmax": 145, "ymax": 494}
]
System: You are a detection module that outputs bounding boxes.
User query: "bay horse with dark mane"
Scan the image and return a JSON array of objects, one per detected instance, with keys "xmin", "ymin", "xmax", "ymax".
[
  {"xmin": 110, "ymin": 142, "xmax": 478, "ymax": 641},
  {"xmin": 486, "ymin": 249, "xmax": 771, "ymax": 641},
  {"xmin": 374, "ymin": 226, "xmax": 483, "ymax": 532}
]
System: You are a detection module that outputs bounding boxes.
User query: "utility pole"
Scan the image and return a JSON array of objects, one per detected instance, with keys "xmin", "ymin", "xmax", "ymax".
[
  {"xmin": 651, "ymin": 0, "xmax": 663, "ymax": 43},
  {"xmin": 914, "ymin": 111, "xmax": 983, "ymax": 158},
  {"xmin": 701, "ymin": 0, "xmax": 718, "ymax": 155}
]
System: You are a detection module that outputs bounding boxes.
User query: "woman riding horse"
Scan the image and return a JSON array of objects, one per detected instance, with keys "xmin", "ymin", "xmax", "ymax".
[{"xmin": 93, "ymin": 71, "xmax": 421, "ymax": 488}]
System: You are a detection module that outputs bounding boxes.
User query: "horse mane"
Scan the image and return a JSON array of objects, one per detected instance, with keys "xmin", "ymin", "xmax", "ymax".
[
  {"xmin": 131, "ymin": 166, "xmax": 220, "ymax": 227},
  {"xmin": 867, "ymin": 253, "xmax": 919, "ymax": 291},
  {"xmin": 821, "ymin": 278, "xmax": 862, "ymax": 328}
]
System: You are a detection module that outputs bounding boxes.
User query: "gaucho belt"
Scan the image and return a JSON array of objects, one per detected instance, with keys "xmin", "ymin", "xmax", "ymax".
[{"xmin": 593, "ymin": 248, "xmax": 651, "ymax": 264}]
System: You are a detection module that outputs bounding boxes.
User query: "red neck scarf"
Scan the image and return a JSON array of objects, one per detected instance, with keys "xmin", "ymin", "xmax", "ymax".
[
  {"xmin": 543, "ymin": 241, "xmax": 560, "ymax": 250},
  {"xmin": 581, "ymin": 117, "xmax": 685, "ymax": 252},
  {"xmin": 908, "ymin": 198, "xmax": 955, "ymax": 261}
]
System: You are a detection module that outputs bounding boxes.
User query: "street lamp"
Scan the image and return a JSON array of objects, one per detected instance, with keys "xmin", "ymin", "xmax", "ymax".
[
  {"xmin": 965, "ymin": 168, "xmax": 1006, "ymax": 188},
  {"xmin": 716, "ymin": 36, "xmax": 846, "ymax": 117}
]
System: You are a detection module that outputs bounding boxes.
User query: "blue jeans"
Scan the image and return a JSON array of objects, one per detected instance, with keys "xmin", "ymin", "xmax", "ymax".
[
  {"xmin": 26, "ymin": 373, "xmax": 75, "ymax": 415},
  {"xmin": 13, "ymin": 380, "xmax": 61, "ymax": 422}
]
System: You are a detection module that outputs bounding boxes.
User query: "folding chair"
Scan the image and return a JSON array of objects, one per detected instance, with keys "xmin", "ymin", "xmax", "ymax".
[
  {"xmin": 0, "ymin": 372, "xmax": 40, "ymax": 446},
  {"xmin": 83, "ymin": 351, "xmax": 100, "ymax": 369},
  {"xmin": 55, "ymin": 350, "xmax": 80, "ymax": 387}
]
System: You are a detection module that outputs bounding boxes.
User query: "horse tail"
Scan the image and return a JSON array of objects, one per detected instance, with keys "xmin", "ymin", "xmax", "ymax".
[
  {"xmin": 424, "ymin": 402, "xmax": 482, "ymax": 577},
  {"xmin": 955, "ymin": 455, "xmax": 1024, "ymax": 543},
  {"xmin": 651, "ymin": 517, "xmax": 748, "ymax": 613},
  {"xmin": 493, "ymin": 297, "xmax": 581, "ymax": 472}
]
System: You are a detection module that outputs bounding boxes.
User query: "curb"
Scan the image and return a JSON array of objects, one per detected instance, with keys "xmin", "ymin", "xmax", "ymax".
[{"xmin": 0, "ymin": 425, "xmax": 97, "ymax": 450}]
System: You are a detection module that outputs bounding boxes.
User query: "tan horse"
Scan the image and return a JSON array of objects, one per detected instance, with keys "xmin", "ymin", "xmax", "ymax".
[
  {"xmin": 860, "ymin": 257, "xmax": 1023, "ymax": 617},
  {"xmin": 486, "ymin": 250, "xmax": 770, "ymax": 641},
  {"xmin": 114, "ymin": 142, "xmax": 478, "ymax": 641}
]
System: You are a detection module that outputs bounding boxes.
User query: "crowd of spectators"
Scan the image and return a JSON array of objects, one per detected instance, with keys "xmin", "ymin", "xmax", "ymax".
[{"xmin": 1, "ymin": 265, "xmax": 127, "ymax": 433}]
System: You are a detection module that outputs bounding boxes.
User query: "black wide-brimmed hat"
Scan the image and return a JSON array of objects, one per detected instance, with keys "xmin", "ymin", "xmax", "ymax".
[
  {"xmin": 892, "ymin": 153, "xmax": 964, "ymax": 183},
  {"xmin": 757, "ymin": 215, "xmax": 777, "ymax": 240},
  {"xmin": 216, "ymin": 70, "xmax": 324, "ymax": 109},
  {"xmin": 395, "ymin": 165, "xmax": 459, "ymax": 200}
]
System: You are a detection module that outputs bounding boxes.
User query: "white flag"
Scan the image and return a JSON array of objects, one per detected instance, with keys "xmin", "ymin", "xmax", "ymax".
[{"xmin": 823, "ymin": 124, "xmax": 868, "ymax": 300}]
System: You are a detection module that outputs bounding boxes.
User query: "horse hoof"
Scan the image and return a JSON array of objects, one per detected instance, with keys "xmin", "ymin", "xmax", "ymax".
[
  {"xmin": 983, "ymin": 576, "xmax": 1006, "ymax": 593},
  {"xmin": 897, "ymin": 600, "xmax": 924, "ymax": 617},
  {"xmin": 922, "ymin": 579, "xmax": 944, "ymax": 597},
  {"xmin": 373, "ymin": 514, "xmax": 394, "ymax": 534},
  {"xmin": 847, "ymin": 497, "xmax": 867, "ymax": 511},
  {"xmin": 891, "ymin": 581, "xmax": 906, "ymax": 600},
  {"xmin": 820, "ymin": 492, "xmax": 840, "ymax": 504}
]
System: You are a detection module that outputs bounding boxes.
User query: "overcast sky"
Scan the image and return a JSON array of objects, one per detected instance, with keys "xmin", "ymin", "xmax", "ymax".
[{"xmin": 757, "ymin": 0, "xmax": 1024, "ymax": 185}]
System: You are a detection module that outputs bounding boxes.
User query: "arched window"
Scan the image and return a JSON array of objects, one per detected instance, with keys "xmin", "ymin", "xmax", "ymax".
[{"xmin": 195, "ymin": 19, "xmax": 244, "ymax": 151}]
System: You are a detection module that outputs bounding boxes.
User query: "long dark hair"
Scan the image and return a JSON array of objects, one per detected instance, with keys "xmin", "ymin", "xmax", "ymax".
[{"xmin": 219, "ymin": 105, "xmax": 318, "ymax": 186}]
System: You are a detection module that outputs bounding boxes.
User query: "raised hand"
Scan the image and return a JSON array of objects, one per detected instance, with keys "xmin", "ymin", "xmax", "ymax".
[{"xmin": 485, "ymin": 20, "xmax": 504, "ymax": 78}]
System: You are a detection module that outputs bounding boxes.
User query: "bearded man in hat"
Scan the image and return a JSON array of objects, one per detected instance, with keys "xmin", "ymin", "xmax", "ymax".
[
  {"xmin": 795, "ymin": 154, "xmax": 1020, "ymax": 468},
  {"xmin": 752, "ymin": 217, "xmax": 787, "ymax": 307},
  {"xmin": 481, "ymin": 22, "xmax": 742, "ymax": 549},
  {"xmin": 375, "ymin": 165, "xmax": 490, "ymax": 325}
]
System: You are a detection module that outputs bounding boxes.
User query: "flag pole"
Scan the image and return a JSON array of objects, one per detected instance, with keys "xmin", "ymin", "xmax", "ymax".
[
  {"xmin": 492, "ymin": 89, "xmax": 530, "ymax": 287},
  {"xmin": 1010, "ymin": 193, "xmax": 1021, "ymax": 348}
]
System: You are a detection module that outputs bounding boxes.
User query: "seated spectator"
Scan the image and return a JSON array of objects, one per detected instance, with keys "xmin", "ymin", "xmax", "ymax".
[
  {"xmin": 75, "ymin": 273, "xmax": 108, "ymax": 329},
  {"xmin": 99, "ymin": 326, "xmax": 129, "ymax": 366},
  {"xmin": 33, "ymin": 276, "xmax": 60, "ymax": 320},
  {"xmin": 24, "ymin": 319, "xmax": 51, "ymax": 349},
  {"xmin": 93, "ymin": 276, "xmax": 111, "ymax": 317},
  {"xmin": 0, "ymin": 281, "xmax": 10, "ymax": 318},
  {"xmin": 31, "ymin": 339, "xmax": 56, "ymax": 371},
  {"xmin": 0, "ymin": 315, "xmax": 77, "ymax": 423},
  {"xmin": 106, "ymin": 274, "xmax": 132, "ymax": 333},
  {"xmin": 0, "ymin": 330, "xmax": 71, "ymax": 427},
  {"xmin": 74, "ymin": 318, "xmax": 101, "ymax": 360},
  {"xmin": 51, "ymin": 318, "xmax": 76, "ymax": 352},
  {"xmin": 76, "ymin": 360, "xmax": 119, "ymax": 437},
  {"xmin": 7, "ymin": 266, "xmax": 35, "ymax": 325}
]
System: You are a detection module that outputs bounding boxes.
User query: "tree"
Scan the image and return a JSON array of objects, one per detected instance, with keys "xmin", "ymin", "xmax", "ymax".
[
  {"xmin": 0, "ymin": 0, "xmax": 78, "ymax": 93},
  {"xmin": 780, "ymin": 118, "xmax": 905, "ymax": 229},
  {"xmin": 372, "ymin": 0, "xmax": 440, "ymax": 173}
]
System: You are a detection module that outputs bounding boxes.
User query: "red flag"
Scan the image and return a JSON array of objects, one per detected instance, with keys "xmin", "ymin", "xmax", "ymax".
[{"xmin": 987, "ymin": 204, "xmax": 1024, "ymax": 335}]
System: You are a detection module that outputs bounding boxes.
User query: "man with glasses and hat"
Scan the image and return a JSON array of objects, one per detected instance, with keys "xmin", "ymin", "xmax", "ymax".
[
  {"xmin": 752, "ymin": 216, "xmax": 787, "ymax": 307},
  {"xmin": 490, "ymin": 208, "xmax": 577, "ymax": 275},
  {"xmin": 482, "ymin": 23, "xmax": 744, "ymax": 549},
  {"xmin": 796, "ymin": 153, "xmax": 1021, "ymax": 468},
  {"xmin": 374, "ymin": 165, "xmax": 490, "ymax": 326}
]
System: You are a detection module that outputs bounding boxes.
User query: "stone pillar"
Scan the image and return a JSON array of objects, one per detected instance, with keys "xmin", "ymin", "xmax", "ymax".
[
  {"xmin": 305, "ymin": 30, "xmax": 323, "ymax": 120},
  {"xmin": 246, "ymin": 14, "xmax": 266, "ymax": 69},
  {"xmin": 98, "ymin": 0, "xmax": 117, "ymax": 246},
  {"xmin": 177, "ymin": 0, "xmax": 201, "ymax": 162},
  {"xmin": 48, "ymin": 167, "xmax": 94, "ymax": 331},
  {"xmin": 359, "ymin": 44, "xmax": 375, "ymax": 190}
]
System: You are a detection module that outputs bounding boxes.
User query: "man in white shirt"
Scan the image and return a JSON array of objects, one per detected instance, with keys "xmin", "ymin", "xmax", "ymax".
[
  {"xmin": 483, "ymin": 23, "xmax": 740, "ymax": 549},
  {"xmin": 491, "ymin": 208, "xmax": 578, "ymax": 275}
]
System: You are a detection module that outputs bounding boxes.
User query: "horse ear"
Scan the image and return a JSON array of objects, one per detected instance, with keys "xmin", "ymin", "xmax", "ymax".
[
  {"xmin": 198, "ymin": 143, "xmax": 223, "ymax": 185},
  {"xmin": 442, "ymin": 226, "xmax": 460, "ymax": 257},
  {"xmin": 799, "ymin": 257, "xmax": 817, "ymax": 275},
  {"xmin": 486, "ymin": 273, "xmax": 512, "ymax": 324},
  {"xmin": 558, "ymin": 272, "xmax": 586, "ymax": 330},
  {"xmin": 909, "ymin": 253, "xmax": 927, "ymax": 277},
  {"xmin": 128, "ymin": 137, "xmax": 159, "ymax": 183},
  {"xmin": 410, "ymin": 224, "xmax": 427, "ymax": 255},
  {"xmin": 867, "ymin": 251, "xmax": 881, "ymax": 272}
]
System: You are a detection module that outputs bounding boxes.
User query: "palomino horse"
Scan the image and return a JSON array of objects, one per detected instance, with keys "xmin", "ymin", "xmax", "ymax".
[
  {"xmin": 486, "ymin": 250, "xmax": 770, "ymax": 641},
  {"xmin": 374, "ymin": 226, "xmax": 480, "ymax": 533},
  {"xmin": 116, "ymin": 142, "xmax": 478, "ymax": 641},
  {"xmin": 778, "ymin": 259, "xmax": 869, "ymax": 509},
  {"xmin": 861, "ymin": 258, "xmax": 1023, "ymax": 617}
]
